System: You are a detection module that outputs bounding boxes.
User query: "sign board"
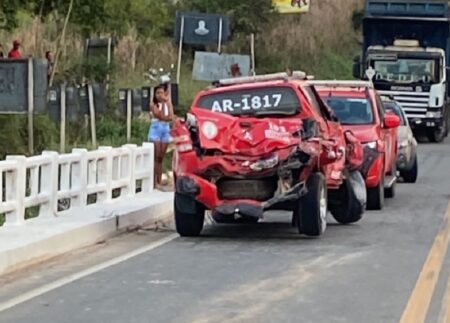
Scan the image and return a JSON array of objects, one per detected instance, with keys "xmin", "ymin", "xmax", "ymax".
[
  {"xmin": 0, "ymin": 59, "xmax": 47, "ymax": 114},
  {"xmin": 175, "ymin": 12, "xmax": 230, "ymax": 45},
  {"xmin": 193, "ymin": 52, "xmax": 251, "ymax": 81},
  {"xmin": 273, "ymin": 0, "xmax": 311, "ymax": 14},
  {"xmin": 85, "ymin": 38, "xmax": 115, "ymax": 65}
]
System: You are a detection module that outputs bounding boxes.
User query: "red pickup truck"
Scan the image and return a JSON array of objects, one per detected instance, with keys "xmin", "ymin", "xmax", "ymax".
[
  {"xmin": 171, "ymin": 72, "xmax": 367, "ymax": 237},
  {"xmin": 313, "ymin": 81, "xmax": 400, "ymax": 210}
]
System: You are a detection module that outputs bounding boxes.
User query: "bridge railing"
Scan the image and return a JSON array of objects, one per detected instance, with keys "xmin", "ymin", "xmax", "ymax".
[{"xmin": 1, "ymin": 143, "xmax": 154, "ymax": 227}]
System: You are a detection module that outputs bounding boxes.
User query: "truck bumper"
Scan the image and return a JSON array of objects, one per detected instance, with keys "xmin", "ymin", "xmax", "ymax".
[{"xmin": 408, "ymin": 117, "xmax": 443, "ymax": 131}]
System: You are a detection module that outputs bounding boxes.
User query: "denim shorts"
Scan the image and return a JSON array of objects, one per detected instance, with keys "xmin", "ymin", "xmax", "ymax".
[{"xmin": 148, "ymin": 120, "xmax": 171, "ymax": 143}]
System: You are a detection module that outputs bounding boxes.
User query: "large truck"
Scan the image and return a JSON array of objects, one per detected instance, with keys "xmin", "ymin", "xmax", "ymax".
[{"xmin": 353, "ymin": 0, "xmax": 450, "ymax": 142}]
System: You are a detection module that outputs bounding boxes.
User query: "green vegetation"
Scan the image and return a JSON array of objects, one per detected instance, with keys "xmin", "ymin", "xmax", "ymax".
[{"xmin": 0, "ymin": 0, "xmax": 364, "ymax": 160}]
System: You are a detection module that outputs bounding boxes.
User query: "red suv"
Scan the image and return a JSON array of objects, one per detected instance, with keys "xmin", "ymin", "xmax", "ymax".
[
  {"xmin": 314, "ymin": 81, "xmax": 400, "ymax": 210},
  {"xmin": 171, "ymin": 72, "xmax": 367, "ymax": 237}
]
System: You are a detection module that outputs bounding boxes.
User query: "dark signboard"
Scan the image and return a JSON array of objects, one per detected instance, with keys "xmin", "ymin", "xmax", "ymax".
[
  {"xmin": 174, "ymin": 12, "xmax": 230, "ymax": 45},
  {"xmin": 0, "ymin": 59, "xmax": 48, "ymax": 113}
]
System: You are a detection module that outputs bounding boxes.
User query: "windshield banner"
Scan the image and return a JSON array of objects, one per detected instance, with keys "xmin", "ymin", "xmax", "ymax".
[{"xmin": 273, "ymin": 0, "xmax": 310, "ymax": 14}]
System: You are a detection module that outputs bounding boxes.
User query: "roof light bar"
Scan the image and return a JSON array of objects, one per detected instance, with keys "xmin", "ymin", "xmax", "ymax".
[
  {"xmin": 215, "ymin": 71, "xmax": 308, "ymax": 86},
  {"xmin": 307, "ymin": 80, "xmax": 374, "ymax": 89}
]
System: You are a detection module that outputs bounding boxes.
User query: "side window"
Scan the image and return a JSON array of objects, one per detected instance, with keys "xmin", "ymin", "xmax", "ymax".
[{"xmin": 302, "ymin": 86, "xmax": 332, "ymax": 120}]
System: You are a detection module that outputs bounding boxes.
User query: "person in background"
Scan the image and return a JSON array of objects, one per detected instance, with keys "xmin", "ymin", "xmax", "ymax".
[
  {"xmin": 45, "ymin": 51, "xmax": 54, "ymax": 81},
  {"xmin": 8, "ymin": 40, "xmax": 22, "ymax": 58},
  {"xmin": 0, "ymin": 44, "xmax": 4, "ymax": 58},
  {"xmin": 148, "ymin": 84, "xmax": 174, "ymax": 188}
]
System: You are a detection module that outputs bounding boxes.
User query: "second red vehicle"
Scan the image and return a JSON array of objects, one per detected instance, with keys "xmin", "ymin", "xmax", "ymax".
[{"xmin": 313, "ymin": 81, "xmax": 401, "ymax": 210}]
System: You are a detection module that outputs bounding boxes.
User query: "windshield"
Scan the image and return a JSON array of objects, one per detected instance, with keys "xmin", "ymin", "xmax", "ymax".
[
  {"xmin": 196, "ymin": 87, "xmax": 301, "ymax": 116},
  {"xmin": 372, "ymin": 58, "xmax": 438, "ymax": 84},
  {"xmin": 384, "ymin": 102, "xmax": 406, "ymax": 126},
  {"xmin": 325, "ymin": 97, "xmax": 374, "ymax": 125}
]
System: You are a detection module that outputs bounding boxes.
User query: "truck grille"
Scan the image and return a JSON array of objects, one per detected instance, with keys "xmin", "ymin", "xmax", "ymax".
[
  {"xmin": 378, "ymin": 90, "xmax": 430, "ymax": 118},
  {"xmin": 217, "ymin": 179, "xmax": 277, "ymax": 201}
]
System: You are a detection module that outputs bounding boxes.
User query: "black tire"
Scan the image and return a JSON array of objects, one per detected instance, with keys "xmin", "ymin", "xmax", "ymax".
[
  {"xmin": 400, "ymin": 156, "xmax": 418, "ymax": 183},
  {"xmin": 294, "ymin": 173, "xmax": 327, "ymax": 237},
  {"xmin": 385, "ymin": 163, "xmax": 396, "ymax": 199},
  {"xmin": 427, "ymin": 120, "xmax": 447, "ymax": 143},
  {"xmin": 174, "ymin": 193, "xmax": 205, "ymax": 237},
  {"xmin": 329, "ymin": 171, "xmax": 366, "ymax": 224},
  {"xmin": 367, "ymin": 173, "xmax": 384, "ymax": 210}
]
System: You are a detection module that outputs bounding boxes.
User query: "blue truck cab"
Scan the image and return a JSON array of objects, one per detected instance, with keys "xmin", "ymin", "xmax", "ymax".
[{"xmin": 354, "ymin": 0, "xmax": 450, "ymax": 142}]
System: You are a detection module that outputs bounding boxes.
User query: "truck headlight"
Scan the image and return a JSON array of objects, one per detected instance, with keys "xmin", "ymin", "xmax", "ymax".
[{"xmin": 426, "ymin": 111, "xmax": 442, "ymax": 118}]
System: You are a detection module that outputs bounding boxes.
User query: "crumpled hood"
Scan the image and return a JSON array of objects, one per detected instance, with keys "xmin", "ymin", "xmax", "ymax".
[{"xmin": 192, "ymin": 108, "xmax": 302, "ymax": 156}]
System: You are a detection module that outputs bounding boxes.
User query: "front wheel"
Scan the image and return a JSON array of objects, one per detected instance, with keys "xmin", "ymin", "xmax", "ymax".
[
  {"xmin": 427, "ymin": 120, "xmax": 447, "ymax": 143},
  {"xmin": 294, "ymin": 173, "xmax": 327, "ymax": 237},
  {"xmin": 174, "ymin": 193, "xmax": 205, "ymax": 237},
  {"xmin": 329, "ymin": 170, "xmax": 366, "ymax": 224},
  {"xmin": 400, "ymin": 156, "xmax": 418, "ymax": 183}
]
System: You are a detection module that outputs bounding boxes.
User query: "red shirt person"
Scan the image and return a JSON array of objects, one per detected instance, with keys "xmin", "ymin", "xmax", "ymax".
[{"xmin": 8, "ymin": 40, "xmax": 22, "ymax": 58}]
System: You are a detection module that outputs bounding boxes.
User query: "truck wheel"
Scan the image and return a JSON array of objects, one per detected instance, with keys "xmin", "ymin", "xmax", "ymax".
[
  {"xmin": 367, "ymin": 173, "xmax": 384, "ymax": 210},
  {"xmin": 427, "ymin": 121, "xmax": 447, "ymax": 143},
  {"xmin": 294, "ymin": 173, "xmax": 327, "ymax": 237},
  {"xmin": 400, "ymin": 156, "xmax": 418, "ymax": 183},
  {"xmin": 174, "ymin": 193, "xmax": 205, "ymax": 237},
  {"xmin": 329, "ymin": 171, "xmax": 366, "ymax": 224},
  {"xmin": 385, "ymin": 164, "xmax": 396, "ymax": 198}
]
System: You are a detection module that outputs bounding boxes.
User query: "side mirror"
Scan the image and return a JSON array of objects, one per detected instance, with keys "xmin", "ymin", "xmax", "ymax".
[
  {"xmin": 384, "ymin": 112, "xmax": 401, "ymax": 129},
  {"xmin": 352, "ymin": 56, "xmax": 362, "ymax": 79}
]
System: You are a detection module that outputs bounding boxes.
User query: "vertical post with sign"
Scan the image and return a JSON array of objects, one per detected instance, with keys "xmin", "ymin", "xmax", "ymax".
[
  {"xmin": 27, "ymin": 58, "xmax": 34, "ymax": 155},
  {"xmin": 176, "ymin": 16, "xmax": 185, "ymax": 85}
]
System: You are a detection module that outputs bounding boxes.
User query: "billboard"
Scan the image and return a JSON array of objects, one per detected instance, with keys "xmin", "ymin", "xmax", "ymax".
[
  {"xmin": 174, "ymin": 12, "xmax": 231, "ymax": 45},
  {"xmin": 273, "ymin": 0, "xmax": 310, "ymax": 14},
  {"xmin": 192, "ymin": 52, "xmax": 251, "ymax": 82}
]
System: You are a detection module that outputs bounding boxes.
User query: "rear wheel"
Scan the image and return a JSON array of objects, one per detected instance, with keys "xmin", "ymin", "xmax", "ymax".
[
  {"xmin": 367, "ymin": 173, "xmax": 384, "ymax": 210},
  {"xmin": 174, "ymin": 193, "xmax": 205, "ymax": 237},
  {"xmin": 294, "ymin": 173, "xmax": 327, "ymax": 237},
  {"xmin": 400, "ymin": 155, "xmax": 418, "ymax": 183}
]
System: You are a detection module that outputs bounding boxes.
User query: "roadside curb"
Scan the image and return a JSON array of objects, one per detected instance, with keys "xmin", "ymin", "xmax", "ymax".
[{"xmin": 0, "ymin": 191, "xmax": 174, "ymax": 276}]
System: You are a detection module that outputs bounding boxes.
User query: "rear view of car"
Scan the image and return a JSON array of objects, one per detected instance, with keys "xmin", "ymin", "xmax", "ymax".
[{"xmin": 171, "ymin": 72, "xmax": 367, "ymax": 238}]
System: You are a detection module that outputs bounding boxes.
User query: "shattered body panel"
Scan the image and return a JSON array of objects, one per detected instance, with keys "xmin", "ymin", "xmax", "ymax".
[{"xmin": 172, "ymin": 80, "xmax": 364, "ymax": 218}]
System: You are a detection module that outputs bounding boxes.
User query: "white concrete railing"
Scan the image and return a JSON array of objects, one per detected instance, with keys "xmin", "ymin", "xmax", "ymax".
[{"xmin": 0, "ymin": 143, "xmax": 154, "ymax": 226}]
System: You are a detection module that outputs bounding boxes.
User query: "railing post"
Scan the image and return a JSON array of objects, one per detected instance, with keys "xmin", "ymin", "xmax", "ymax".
[
  {"xmin": 40, "ymin": 151, "xmax": 59, "ymax": 217},
  {"xmin": 99, "ymin": 146, "xmax": 113, "ymax": 202},
  {"xmin": 71, "ymin": 148, "xmax": 88, "ymax": 207},
  {"xmin": 4, "ymin": 156, "xmax": 27, "ymax": 226},
  {"xmin": 123, "ymin": 144, "xmax": 137, "ymax": 196},
  {"xmin": 143, "ymin": 142, "xmax": 155, "ymax": 193}
]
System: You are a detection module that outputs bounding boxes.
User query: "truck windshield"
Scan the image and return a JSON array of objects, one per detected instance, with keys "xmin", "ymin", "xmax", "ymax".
[
  {"xmin": 324, "ymin": 97, "xmax": 374, "ymax": 125},
  {"xmin": 372, "ymin": 59, "xmax": 438, "ymax": 84}
]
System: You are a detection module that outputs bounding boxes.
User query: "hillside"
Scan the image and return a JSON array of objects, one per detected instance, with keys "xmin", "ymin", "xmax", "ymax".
[{"xmin": 0, "ymin": 0, "xmax": 364, "ymax": 158}]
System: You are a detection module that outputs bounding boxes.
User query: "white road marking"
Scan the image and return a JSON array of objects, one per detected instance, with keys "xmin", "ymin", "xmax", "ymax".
[{"xmin": 0, "ymin": 233, "xmax": 178, "ymax": 313}]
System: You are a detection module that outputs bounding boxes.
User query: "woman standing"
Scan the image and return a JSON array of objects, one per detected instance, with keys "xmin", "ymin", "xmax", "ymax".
[{"xmin": 149, "ymin": 84, "xmax": 174, "ymax": 188}]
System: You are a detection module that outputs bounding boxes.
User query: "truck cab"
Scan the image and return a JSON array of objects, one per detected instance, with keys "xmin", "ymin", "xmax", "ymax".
[{"xmin": 354, "ymin": 0, "xmax": 450, "ymax": 142}]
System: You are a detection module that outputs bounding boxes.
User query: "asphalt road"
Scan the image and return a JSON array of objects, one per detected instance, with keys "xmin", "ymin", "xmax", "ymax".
[{"xmin": 2, "ymin": 138, "xmax": 450, "ymax": 323}]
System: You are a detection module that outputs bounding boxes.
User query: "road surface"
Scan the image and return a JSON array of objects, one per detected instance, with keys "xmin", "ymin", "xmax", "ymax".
[{"xmin": 1, "ymin": 138, "xmax": 450, "ymax": 323}]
